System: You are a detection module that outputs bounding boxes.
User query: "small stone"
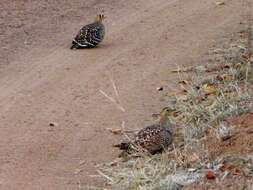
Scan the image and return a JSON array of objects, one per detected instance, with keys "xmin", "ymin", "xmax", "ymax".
[
  {"xmin": 217, "ymin": 121, "xmax": 233, "ymax": 141},
  {"xmin": 49, "ymin": 122, "xmax": 58, "ymax": 127}
]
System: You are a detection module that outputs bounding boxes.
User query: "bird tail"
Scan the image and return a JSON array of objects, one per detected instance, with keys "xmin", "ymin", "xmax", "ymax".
[
  {"xmin": 70, "ymin": 41, "xmax": 79, "ymax": 49},
  {"xmin": 113, "ymin": 142, "xmax": 131, "ymax": 150}
]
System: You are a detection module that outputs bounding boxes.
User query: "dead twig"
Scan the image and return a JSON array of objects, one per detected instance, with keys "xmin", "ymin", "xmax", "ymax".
[{"xmin": 99, "ymin": 89, "xmax": 125, "ymax": 112}]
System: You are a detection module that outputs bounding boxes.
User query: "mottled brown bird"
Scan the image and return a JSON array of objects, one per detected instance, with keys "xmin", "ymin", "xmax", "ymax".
[
  {"xmin": 70, "ymin": 14, "xmax": 105, "ymax": 49},
  {"xmin": 114, "ymin": 107, "xmax": 174, "ymax": 155}
]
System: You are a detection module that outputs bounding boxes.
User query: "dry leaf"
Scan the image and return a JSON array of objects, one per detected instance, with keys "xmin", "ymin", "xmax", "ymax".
[
  {"xmin": 166, "ymin": 91, "xmax": 178, "ymax": 97},
  {"xmin": 220, "ymin": 163, "xmax": 242, "ymax": 176},
  {"xmin": 176, "ymin": 91, "xmax": 188, "ymax": 101},
  {"xmin": 216, "ymin": 74, "xmax": 233, "ymax": 81},
  {"xmin": 235, "ymin": 63, "xmax": 242, "ymax": 68},
  {"xmin": 106, "ymin": 128, "xmax": 122, "ymax": 135},
  {"xmin": 206, "ymin": 170, "xmax": 216, "ymax": 180},
  {"xmin": 232, "ymin": 168, "xmax": 242, "ymax": 176},
  {"xmin": 206, "ymin": 64, "xmax": 230, "ymax": 72},
  {"xmin": 202, "ymin": 83, "xmax": 218, "ymax": 95},
  {"xmin": 201, "ymin": 98, "xmax": 216, "ymax": 107},
  {"xmin": 178, "ymin": 80, "xmax": 189, "ymax": 85},
  {"xmin": 216, "ymin": 1, "xmax": 225, "ymax": 6},
  {"xmin": 179, "ymin": 80, "xmax": 190, "ymax": 91}
]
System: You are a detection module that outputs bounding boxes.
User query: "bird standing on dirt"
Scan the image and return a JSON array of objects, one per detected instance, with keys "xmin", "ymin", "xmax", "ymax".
[
  {"xmin": 114, "ymin": 107, "xmax": 175, "ymax": 155},
  {"xmin": 70, "ymin": 14, "xmax": 105, "ymax": 49}
]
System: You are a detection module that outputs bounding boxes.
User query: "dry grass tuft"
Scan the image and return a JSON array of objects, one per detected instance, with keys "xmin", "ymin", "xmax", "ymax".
[{"xmin": 92, "ymin": 30, "xmax": 253, "ymax": 190}]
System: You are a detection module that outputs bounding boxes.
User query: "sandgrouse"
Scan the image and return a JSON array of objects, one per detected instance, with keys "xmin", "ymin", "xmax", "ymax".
[
  {"xmin": 70, "ymin": 14, "xmax": 105, "ymax": 49},
  {"xmin": 114, "ymin": 107, "xmax": 174, "ymax": 155}
]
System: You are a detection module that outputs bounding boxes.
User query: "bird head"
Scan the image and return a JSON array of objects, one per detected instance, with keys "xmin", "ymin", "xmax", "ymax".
[
  {"xmin": 96, "ymin": 14, "xmax": 106, "ymax": 22},
  {"xmin": 159, "ymin": 107, "xmax": 175, "ymax": 128},
  {"xmin": 160, "ymin": 107, "xmax": 175, "ymax": 117}
]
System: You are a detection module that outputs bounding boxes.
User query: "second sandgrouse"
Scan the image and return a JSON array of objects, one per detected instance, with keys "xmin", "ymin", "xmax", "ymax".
[
  {"xmin": 114, "ymin": 107, "xmax": 174, "ymax": 155},
  {"xmin": 71, "ymin": 14, "xmax": 105, "ymax": 49}
]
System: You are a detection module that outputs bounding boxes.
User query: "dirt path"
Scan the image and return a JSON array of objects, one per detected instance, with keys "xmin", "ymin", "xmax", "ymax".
[{"xmin": 0, "ymin": 0, "xmax": 247, "ymax": 189}]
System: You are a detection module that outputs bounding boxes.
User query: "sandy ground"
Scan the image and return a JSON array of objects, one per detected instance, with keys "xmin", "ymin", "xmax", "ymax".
[{"xmin": 0, "ymin": 0, "xmax": 250, "ymax": 189}]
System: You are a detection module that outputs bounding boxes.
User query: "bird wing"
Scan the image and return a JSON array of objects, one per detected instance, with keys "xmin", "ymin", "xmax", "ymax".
[
  {"xmin": 134, "ymin": 125, "xmax": 173, "ymax": 154},
  {"xmin": 73, "ymin": 22, "xmax": 105, "ymax": 47},
  {"xmin": 135, "ymin": 125, "xmax": 162, "ymax": 145}
]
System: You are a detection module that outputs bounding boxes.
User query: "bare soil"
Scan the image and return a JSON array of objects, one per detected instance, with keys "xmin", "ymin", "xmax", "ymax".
[
  {"xmin": 0, "ymin": 0, "xmax": 251, "ymax": 189},
  {"xmin": 205, "ymin": 113, "xmax": 253, "ymax": 159}
]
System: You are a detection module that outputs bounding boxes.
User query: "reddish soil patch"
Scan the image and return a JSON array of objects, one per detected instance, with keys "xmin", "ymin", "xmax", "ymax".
[
  {"xmin": 205, "ymin": 113, "xmax": 253, "ymax": 159},
  {"xmin": 185, "ymin": 113, "xmax": 253, "ymax": 190}
]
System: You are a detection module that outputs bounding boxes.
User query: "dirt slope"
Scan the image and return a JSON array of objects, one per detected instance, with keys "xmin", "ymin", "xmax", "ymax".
[{"xmin": 0, "ymin": 0, "xmax": 248, "ymax": 189}]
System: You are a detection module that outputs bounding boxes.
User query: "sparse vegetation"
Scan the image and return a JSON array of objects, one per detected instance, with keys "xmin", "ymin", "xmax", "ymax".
[{"xmin": 90, "ymin": 28, "xmax": 253, "ymax": 190}]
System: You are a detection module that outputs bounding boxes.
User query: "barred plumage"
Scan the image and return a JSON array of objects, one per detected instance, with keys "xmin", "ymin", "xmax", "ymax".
[
  {"xmin": 71, "ymin": 14, "xmax": 105, "ymax": 49},
  {"xmin": 114, "ymin": 107, "xmax": 174, "ymax": 155}
]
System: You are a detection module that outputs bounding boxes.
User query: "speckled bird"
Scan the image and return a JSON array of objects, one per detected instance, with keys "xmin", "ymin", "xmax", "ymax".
[
  {"xmin": 114, "ymin": 107, "xmax": 174, "ymax": 155},
  {"xmin": 70, "ymin": 14, "xmax": 105, "ymax": 49}
]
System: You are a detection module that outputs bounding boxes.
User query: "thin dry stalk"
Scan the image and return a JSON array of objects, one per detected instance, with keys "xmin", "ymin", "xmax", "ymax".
[
  {"xmin": 121, "ymin": 121, "xmax": 132, "ymax": 141},
  {"xmin": 172, "ymin": 143, "xmax": 184, "ymax": 165},
  {"xmin": 100, "ymin": 74, "xmax": 126, "ymax": 112},
  {"xmin": 108, "ymin": 74, "xmax": 120, "ymax": 99},
  {"xmin": 121, "ymin": 121, "xmax": 141, "ymax": 152},
  {"xmin": 99, "ymin": 89, "xmax": 126, "ymax": 112},
  {"xmin": 96, "ymin": 170, "xmax": 113, "ymax": 182}
]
